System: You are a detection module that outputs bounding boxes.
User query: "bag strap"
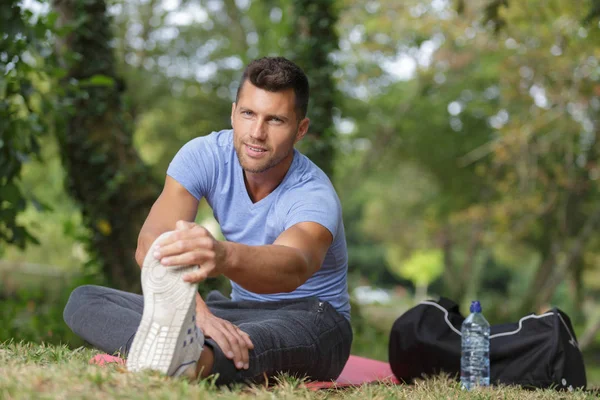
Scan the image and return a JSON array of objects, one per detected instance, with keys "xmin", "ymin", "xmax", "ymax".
[
  {"xmin": 553, "ymin": 308, "xmax": 580, "ymax": 349},
  {"xmin": 437, "ymin": 297, "xmax": 461, "ymax": 315},
  {"xmin": 418, "ymin": 297, "xmax": 464, "ymax": 335}
]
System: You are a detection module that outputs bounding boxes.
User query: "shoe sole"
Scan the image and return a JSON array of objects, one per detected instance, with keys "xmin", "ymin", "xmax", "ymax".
[{"xmin": 127, "ymin": 232, "xmax": 199, "ymax": 375}]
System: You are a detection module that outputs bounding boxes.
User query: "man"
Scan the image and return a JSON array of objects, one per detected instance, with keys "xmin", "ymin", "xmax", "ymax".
[{"xmin": 63, "ymin": 56, "xmax": 352, "ymax": 385}]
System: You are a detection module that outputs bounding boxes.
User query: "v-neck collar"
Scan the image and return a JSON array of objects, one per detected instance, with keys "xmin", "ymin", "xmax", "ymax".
[{"xmin": 236, "ymin": 150, "xmax": 299, "ymax": 209}]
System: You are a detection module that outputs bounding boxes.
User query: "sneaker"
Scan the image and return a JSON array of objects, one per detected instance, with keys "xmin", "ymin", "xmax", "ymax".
[{"xmin": 126, "ymin": 231, "xmax": 204, "ymax": 378}]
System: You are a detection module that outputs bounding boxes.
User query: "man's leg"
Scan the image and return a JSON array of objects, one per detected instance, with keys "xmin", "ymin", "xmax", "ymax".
[
  {"xmin": 63, "ymin": 283, "xmax": 218, "ymax": 375},
  {"xmin": 202, "ymin": 294, "xmax": 353, "ymax": 385},
  {"xmin": 63, "ymin": 285, "xmax": 144, "ymax": 355},
  {"xmin": 64, "ymin": 285, "xmax": 351, "ymax": 385}
]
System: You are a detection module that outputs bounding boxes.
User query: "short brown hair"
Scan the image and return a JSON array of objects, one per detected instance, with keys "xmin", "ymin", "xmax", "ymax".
[{"xmin": 236, "ymin": 57, "xmax": 310, "ymax": 119}]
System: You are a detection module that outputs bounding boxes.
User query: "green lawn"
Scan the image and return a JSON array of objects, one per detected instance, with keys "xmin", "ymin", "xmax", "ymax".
[{"xmin": 1, "ymin": 342, "xmax": 597, "ymax": 399}]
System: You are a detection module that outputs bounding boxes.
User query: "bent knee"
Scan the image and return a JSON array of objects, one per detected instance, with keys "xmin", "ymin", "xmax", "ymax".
[{"xmin": 63, "ymin": 285, "xmax": 102, "ymax": 329}]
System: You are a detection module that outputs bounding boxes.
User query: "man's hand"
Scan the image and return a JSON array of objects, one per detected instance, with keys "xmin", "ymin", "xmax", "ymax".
[
  {"xmin": 153, "ymin": 220, "xmax": 227, "ymax": 283},
  {"xmin": 196, "ymin": 297, "xmax": 254, "ymax": 370}
]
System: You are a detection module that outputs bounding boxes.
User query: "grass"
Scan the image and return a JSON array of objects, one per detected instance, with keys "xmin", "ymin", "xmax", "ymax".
[{"xmin": 1, "ymin": 342, "xmax": 597, "ymax": 400}]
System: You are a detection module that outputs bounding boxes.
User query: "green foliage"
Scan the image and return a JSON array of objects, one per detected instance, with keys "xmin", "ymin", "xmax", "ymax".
[
  {"xmin": 337, "ymin": 0, "xmax": 600, "ymax": 325},
  {"xmin": 482, "ymin": 0, "xmax": 509, "ymax": 32},
  {"xmin": 470, "ymin": 0, "xmax": 600, "ymax": 315},
  {"xmin": 0, "ymin": 0, "xmax": 56, "ymax": 249},
  {"xmin": 0, "ymin": 269, "xmax": 102, "ymax": 346},
  {"xmin": 1, "ymin": 135, "xmax": 91, "ymax": 269},
  {"xmin": 585, "ymin": 0, "xmax": 600, "ymax": 24},
  {"xmin": 114, "ymin": 0, "xmax": 298, "ymax": 175},
  {"xmin": 0, "ymin": 290, "xmax": 82, "ymax": 347},
  {"xmin": 387, "ymin": 248, "xmax": 443, "ymax": 293},
  {"xmin": 348, "ymin": 298, "xmax": 389, "ymax": 362}
]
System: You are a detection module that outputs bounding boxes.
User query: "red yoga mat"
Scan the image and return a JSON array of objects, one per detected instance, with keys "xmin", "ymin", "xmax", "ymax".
[
  {"xmin": 304, "ymin": 355, "xmax": 399, "ymax": 389},
  {"xmin": 89, "ymin": 354, "xmax": 399, "ymax": 388}
]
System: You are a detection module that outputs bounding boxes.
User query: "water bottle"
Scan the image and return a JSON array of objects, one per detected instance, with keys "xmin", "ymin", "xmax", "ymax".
[{"xmin": 460, "ymin": 300, "xmax": 490, "ymax": 390}]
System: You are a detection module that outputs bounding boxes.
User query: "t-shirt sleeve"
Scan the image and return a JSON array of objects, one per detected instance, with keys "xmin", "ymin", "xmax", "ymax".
[
  {"xmin": 283, "ymin": 183, "xmax": 340, "ymax": 238},
  {"xmin": 166, "ymin": 136, "xmax": 217, "ymax": 200}
]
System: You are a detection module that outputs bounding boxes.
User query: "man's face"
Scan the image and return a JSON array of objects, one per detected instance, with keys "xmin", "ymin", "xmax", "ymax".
[{"xmin": 231, "ymin": 81, "xmax": 309, "ymax": 174}]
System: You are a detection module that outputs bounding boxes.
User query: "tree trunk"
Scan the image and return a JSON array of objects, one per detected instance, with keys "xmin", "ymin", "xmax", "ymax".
[
  {"xmin": 517, "ymin": 241, "xmax": 557, "ymax": 316},
  {"xmin": 415, "ymin": 284, "xmax": 428, "ymax": 304},
  {"xmin": 52, "ymin": 0, "xmax": 161, "ymax": 292},
  {"xmin": 291, "ymin": 0, "xmax": 338, "ymax": 178},
  {"xmin": 440, "ymin": 226, "xmax": 460, "ymax": 300},
  {"xmin": 461, "ymin": 221, "xmax": 484, "ymax": 302},
  {"xmin": 516, "ymin": 212, "xmax": 559, "ymax": 316},
  {"xmin": 534, "ymin": 207, "xmax": 600, "ymax": 311},
  {"xmin": 517, "ymin": 207, "xmax": 600, "ymax": 316},
  {"xmin": 579, "ymin": 305, "xmax": 600, "ymax": 350}
]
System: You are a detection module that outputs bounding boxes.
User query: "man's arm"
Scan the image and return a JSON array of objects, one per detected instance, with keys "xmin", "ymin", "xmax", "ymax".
[
  {"xmin": 221, "ymin": 222, "xmax": 332, "ymax": 293},
  {"xmin": 135, "ymin": 176, "xmax": 199, "ymax": 268},
  {"xmin": 155, "ymin": 221, "xmax": 333, "ymax": 294}
]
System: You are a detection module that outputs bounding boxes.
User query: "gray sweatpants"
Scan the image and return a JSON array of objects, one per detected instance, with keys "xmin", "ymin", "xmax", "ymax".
[{"xmin": 63, "ymin": 285, "xmax": 352, "ymax": 385}]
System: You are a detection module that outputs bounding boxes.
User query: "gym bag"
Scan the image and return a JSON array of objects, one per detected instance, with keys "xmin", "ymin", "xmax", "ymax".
[{"xmin": 388, "ymin": 297, "xmax": 586, "ymax": 390}]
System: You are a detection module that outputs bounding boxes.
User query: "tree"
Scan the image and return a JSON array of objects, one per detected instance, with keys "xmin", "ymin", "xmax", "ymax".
[
  {"xmin": 291, "ymin": 0, "xmax": 340, "ymax": 178},
  {"xmin": 457, "ymin": 0, "xmax": 600, "ymax": 316},
  {"xmin": 387, "ymin": 247, "xmax": 443, "ymax": 302},
  {"xmin": 0, "ymin": 0, "xmax": 56, "ymax": 250},
  {"xmin": 52, "ymin": 0, "xmax": 161, "ymax": 291},
  {"xmin": 337, "ymin": 0, "xmax": 600, "ymax": 323}
]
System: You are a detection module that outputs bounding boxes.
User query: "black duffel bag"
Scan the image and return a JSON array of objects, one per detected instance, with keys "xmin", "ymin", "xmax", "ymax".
[{"xmin": 389, "ymin": 297, "xmax": 586, "ymax": 390}]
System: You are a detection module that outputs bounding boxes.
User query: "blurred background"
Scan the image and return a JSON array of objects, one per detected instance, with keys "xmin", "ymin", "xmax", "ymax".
[{"xmin": 2, "ymin": 0, "xmax": 600, "ymax": 385}]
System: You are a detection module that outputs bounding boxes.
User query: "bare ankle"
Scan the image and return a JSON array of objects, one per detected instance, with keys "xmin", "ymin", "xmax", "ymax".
[{"xmin": 196, "ymin": 346, "xmax": 215, "ymax": 379}]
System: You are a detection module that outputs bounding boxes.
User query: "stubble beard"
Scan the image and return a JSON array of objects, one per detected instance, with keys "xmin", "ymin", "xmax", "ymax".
[{"xmin": 235, "ymin": 144, "xmax": 293, "ymax": 174}]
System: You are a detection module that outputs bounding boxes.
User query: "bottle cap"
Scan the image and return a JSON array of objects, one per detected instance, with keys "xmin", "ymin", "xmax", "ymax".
[{"xmin": 470, "ymin": 300, "xmax": 482, "ymax": 313}]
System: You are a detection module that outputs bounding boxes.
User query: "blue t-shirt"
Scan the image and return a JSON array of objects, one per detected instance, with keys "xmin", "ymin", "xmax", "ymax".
[{"xmin": 166, "ymin": 129, "xmax": 350, "ymax": 320}]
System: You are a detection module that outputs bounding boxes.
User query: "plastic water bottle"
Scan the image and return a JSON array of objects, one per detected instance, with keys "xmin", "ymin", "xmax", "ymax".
[{"xmin": 460, "ymin": 300, "xmax": 490, "ymax": 390}]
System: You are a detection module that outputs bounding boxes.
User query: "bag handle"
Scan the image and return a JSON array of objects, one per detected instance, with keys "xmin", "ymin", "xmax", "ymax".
[{"xmin": 437, "ymin": 297, "xmax": 461, "ymax": 316}]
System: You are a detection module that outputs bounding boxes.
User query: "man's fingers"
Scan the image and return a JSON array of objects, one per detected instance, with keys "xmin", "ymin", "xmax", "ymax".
[
  {"xmin": 184, "ymin": 262, "xmax": 217, "ymax": 283},
  {"xmin": 160, "ymin": 249, "xmax": 213, "ymax": 266},
  {"xmin": 216, "ymin": 323, "xmax": 245, "ymax": 368},
  {"xmin": 157, "ymin": 225, "xmax": 209, "ymax": 247},
  {"xmin": 225, "ymin": 323, "xmax": 249, "ymax": 368},
  {"xmin": 210, "ymin": 321, "xmax": 248, "ymax": 370},
  {"xmin": 205, "ymin": 327, "xmax": 234, "ymax": 361},
  {"xmin": 157, "ymin": 237, "xmax": 213, "ymax": 258},
  {"xmin": 239, "ymin": 328, "xmax": 254, "ymax": 349},
  {"xmin": 201, "ymin": 318, "xmax": 252, "ymax": 370},
  {"xmin": 176, "ymin": 220, "xmax": 195, "ymax": 230},
  {"xmin": 156, "ymin": 227, "xmax": 191, "ymax": 246},
  {"xmin": 183, "ymin": 268, "xmax": 209, "ymax": 283}
]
